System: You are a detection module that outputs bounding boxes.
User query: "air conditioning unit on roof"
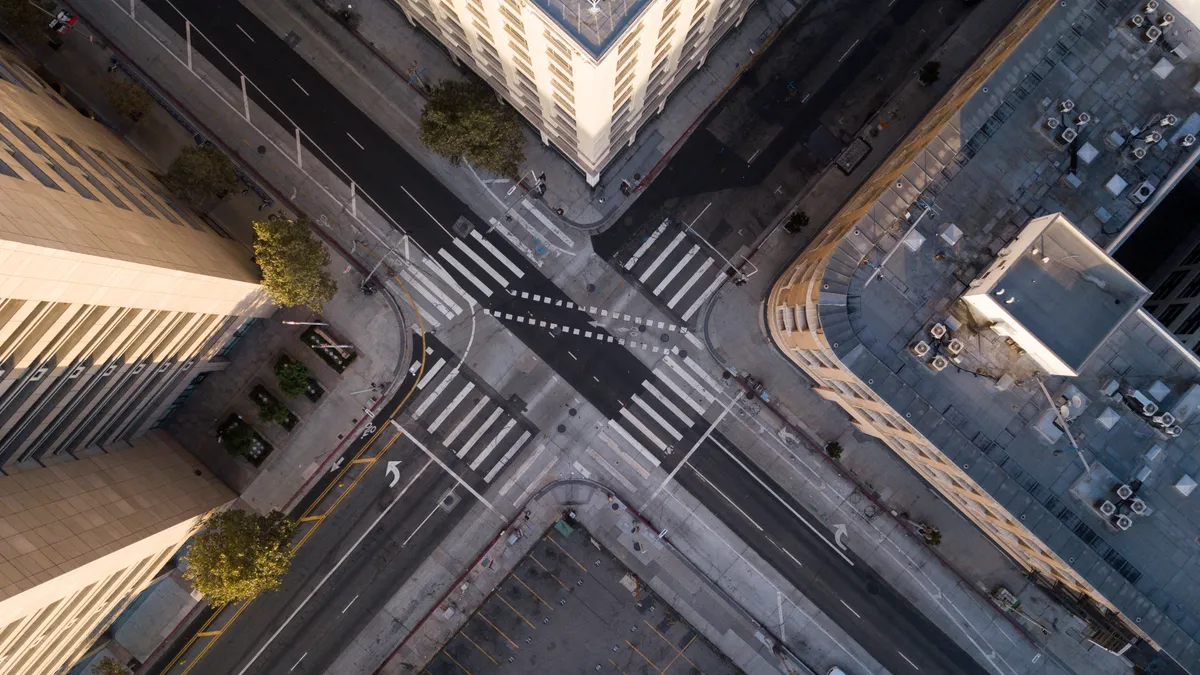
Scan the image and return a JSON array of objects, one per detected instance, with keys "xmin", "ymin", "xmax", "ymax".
[
  {"xmin": 1116, "ymin": 483, "xmax": 1135, "ymax": 500},
  {"xmin": 1130, "ymin": 498, "xmax": 1148, "ymax": 515},
  {"xmin": 1059, "ymin": 99, "xmax": 1075, "ymax": 114},
  {"xmin": 1113, "ymin": 514, "xmax": 1134, "ymax": 530},
  {"xmin": 930, "ymin": 323, "xmax": 948, "ymax": 340},
  {"xmin": 1160, "ymin": 11, "xmax": 1175, "ymax": 26},
  {"xmin": 1131, "ymin": 13, "xmax": 1146, "ymax": 27},
  {"xmin": 930, "ymin": 355, "xmax": 949, "ymax": 372},
  {"xmin": 1131, "ymin": 181, "xmax": 1157, "ymax": 204},
  {"xmin": 1098, "ymin": 500, "xmax": 1117, "ymax": 516},
  {"xmin": 946, "ymin": 338, "xmax": 964, "ymax": 355},
  {"xmin": 1145, "ymin": 25, "xmax": 1163, "ymax": 42},
  {"xmin": 1061, "ymin": 128, "xmax": 1078, "ymax": 143},
  {"xmin": 1131, "ymin": 146, "xmax": 1148, "ymax": 160}
]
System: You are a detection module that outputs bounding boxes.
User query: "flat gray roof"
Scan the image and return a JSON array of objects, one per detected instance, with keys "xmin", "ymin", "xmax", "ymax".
[{"xmin": 812, "ymin": 0, "xmax": 1200, "ymax": 670}]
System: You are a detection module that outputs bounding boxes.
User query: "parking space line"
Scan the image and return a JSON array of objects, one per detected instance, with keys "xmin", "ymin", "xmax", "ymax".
[
  {"xmin": 527, "ymin": 553, "xmax": 569, "ymax": 589},
  {"xmin": 544, "ymin": 535, "xmax": 589, "ymax": 572},
  {"xmin": 458, "ymin": 632, "xmax": 498, "ymax": 664},
  {"xmin": 495, "ymin": 595, "xmax": 537, "ymax": 630},
  {"xmin": 512, "ymin": 576, "xmax": 555, "ymax": 610},
  {"xmin": 476, "ymin": 612, "xmax": 518, "ymax": 649}
]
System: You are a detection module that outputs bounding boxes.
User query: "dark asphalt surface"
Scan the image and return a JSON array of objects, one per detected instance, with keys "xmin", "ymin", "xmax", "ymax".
[{"xmin": 133, "ymin": 2, "xmax": 985, "ymax": 673}]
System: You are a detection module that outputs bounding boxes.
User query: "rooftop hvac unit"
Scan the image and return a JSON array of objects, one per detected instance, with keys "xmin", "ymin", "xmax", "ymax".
[
  {"xmin": 1098, "ymin": 500, "xmax": 1117, "ymax": 516},
  {"xmin": 1143, "ymin": 131, "xmax": 1163, "ymax": 144},
  {"xmin": 911, "ymin": 340, "xmax": 931, "ymax": 357},
  {"xmin": 1160, "ymin": 113, "xmax": 1178, "ymax": 126},
  {"xmin": 1183, "ymin": 134, "xmax": 1197, "ymax": 147},
  {"xmin": 1130, "ymin": 498, "xmax": 1148, "ymax": 515},
  {"xmin": 1058, "ymin": 99, "xmax": 1075, "ymax": 114},
  {"xmin": 1076, "ymin": 112, "xmax": 1092, "ymax": 126},
  {"xmin": 1146, "ymin": 0, "xmax": 1159, "ymax": 10},
  {"xmin": 1130, "ymin": 13, "xmax": 1146, "ymax": 27},
  {"xmin": 1131, "ymin": 181, "xmax": 1157, "ymax": 204},
  {"xmin": 1061, "ymin": 128, "xmax": 1079, "ymax": 143},
  {"xmin": 930, "ymin": 355, "xmax": 949, "ymax": 372},
  {"xmin": 1113, "ymin": 514, "xmax": 1134, "ymax": 531},
  {"xmin": 1131, "ymin": 146, "xmax": 1148, "ymax": 160},
  {"xmin": 1143, "ymin": 400, "xmax": 1160, "ymax": 415},
  {"xmin": 1152, "ymin": 412, "xmax": 1176, "ymax": 427},
  {"xmin": 1160, "ymin": 11, "xmax": 1175, "ymax": 26},
  {"xmin": 946, "ymin": 338, "xmax": 965, "ymax": 355},
  {"xmin": 1046, "ymin": 117, "xmax": 1061, "ymax": 130},
  {"xmin": 1145, "ymin": 25, "xmax": 1163, "ymax": 42},
  {"xmin": 930, "ymin": 323, "xmax": 948, "ymax": 339},
  {"xmin": 1116, "ymin": 483, "xmax": 1135, "ymax": 500},
  {"xmin": 1166, "ymin": 424, "xmax": 1183, "ymax": 437}
]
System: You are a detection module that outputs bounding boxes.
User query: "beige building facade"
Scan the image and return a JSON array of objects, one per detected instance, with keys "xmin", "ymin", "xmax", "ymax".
[
  {"xmin": 0, "ymin": 431, "xmax": 233, "ymax": 675},
  {"xmin": 0, "ymin": 47, "xmax": 274, "ymax": 472},
  {"xmin": 392, "ymin": 0, "xmax": 754, "ymax": 183}
]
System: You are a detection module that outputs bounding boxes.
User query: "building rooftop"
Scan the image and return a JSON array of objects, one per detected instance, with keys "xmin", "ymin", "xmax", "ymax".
[
  {"xmin": 530, "ymin": 0, "xmax": 653, "ymax": 58},
  {"xmin": 815, "ymin": 0, "xmax": 1200, "ymax": 669}
]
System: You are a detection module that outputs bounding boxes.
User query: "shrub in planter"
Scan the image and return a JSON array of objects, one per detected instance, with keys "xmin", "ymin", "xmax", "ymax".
[
  {"xmin": 825, "ymin": 440, "xmax": 844, "ymax": 460},
  {"xmin": 275, "ymin": 359, "xmax": 312, "ymax": 398}
]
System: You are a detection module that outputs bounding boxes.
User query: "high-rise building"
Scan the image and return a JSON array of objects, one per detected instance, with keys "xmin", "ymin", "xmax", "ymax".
[
  {"xmin": 0, "ymin": 431, "xmax": 233, "ymax": 674},
  {"xmin": 768, "ymin": 0, "xmax": 1200, "ymax": 670},
  {"xmin": 392, "ymin": 0, "xmax": 755, "ymax": 184},
  {"xmin": 0, "ymin": 46, "xmax": 273, "ymax": 472}
]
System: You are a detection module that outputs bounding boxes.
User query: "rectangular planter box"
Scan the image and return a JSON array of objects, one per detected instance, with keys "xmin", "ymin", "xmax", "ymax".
[
  {"xmin": 250, "ymin": 384, "xmax": 299, "ymax": 431},
  {"xmin": 218, "ymin": 414, "xmax": 273, "ymax": 467},
  {"xmin": 301, "ymin": 326, "xmax": 357, "ymax": 373},
  {"xmin": 276, "ymin": 354, "xmax": 324, "ymax": 403}
]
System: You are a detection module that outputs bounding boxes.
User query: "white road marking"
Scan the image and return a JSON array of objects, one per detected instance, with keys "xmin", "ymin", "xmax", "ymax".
[
  {"xmin": 897, "ymin": 651, "xmax": 920, "ymax": 670},
  {"xmin": 236, "ymin": 458, "xmax": 435, "ymax": 675},
  {"xmin": 424, "ymin": 259, "xmax": 475, "ymax": 307},
  {"xmin": 408, "ymin": 360, "xmax": 421, "ymax": 375},
  {"xmin": 684, "ymin": 331, "xmax": 705, "ymax": 349},
  {"xmin": 597, "ymin": 431, "xmax": 650, "ymax": 478},
  {"xmin": 438, "ymin": 249, "xmax": 492, "ymax": 297},
  {"xmin": 619, "ymin": 407, "xmax": 668, "ymax": 451},
  {"xmin": 401, "ymin": 265, "xmax": 462, "ymax": 317},
  {"xmin": 625, "ymin": 218, "xmax": 670, "ymax": 269},
  {"xmin": 471, "ymin": 418, "xmax": 517, "ymax": 470},
  {"xmin": 839, "ymin": 38, "xmax": 861, "ymax": 63},
  {"xmin": 770, "ymin": 539, "xmax": 805, "ymax": 568},
  {"xmin": 638, "ymin": 231, "xmax": 685, "ymax": 283},
  {"xmin": 633, "ymin": 395, "xmax": 683, "ymax": 441},
  {"xmin": 289, "ymin": 653, "xmax": 306, "ymax": 671},
  {"xmin": 692, "ymin": 467, "xmax": 763, "ymax": 530},
  {"xmin": 654, "ymin": 245, "xmax": 700, "ymax": 295},
  {"xmin": 457, "ymin": 407, "xmax": 504, "ymax": 458},
  {"xmin": 522, "ymin": 198, "xmax": 575, "ymax": 246},
  {"xmin": 291, "ymin": 78, "xmax": 309, "ymax": 96},
  {"xmin": 236, "ymin": 24, "xmax": 255, "ymax": 42},
  {"xmin": 586, "ymin": 446, "xmax": 637, "ymax": 493},
  {"xmin": 485, "ymin": 430, "xmax": 533, "ymax": 483},
  {"xmin": 668, "ymin": 257, "xmax": 713, "ymax": 308},
  {"xmin": 346, "ymin": 132, "xmax": 364, "ymax": 150},
  {"xmin": 682, "ymin": 273, "xmax": 726, "ymax": 320},
  {"xmin": 413, "ymin": 369, "xmax": 458, "ymax": 419},
  {"xmin": 650, "ymin": 393, "xmax": 737, "ymax": 501},
  {"xmin": 453, "ymin": 238, "xmax": 509, "ymax": 287},
  {"xmin": 428, "ymin": 381, "xmax": 474, "ymax": 432},
  {"xmin": 607, "ymin": 418, "xmax": 661, "ymax": 467},
  {"xmin": 683, "ymin": 355, "xmax": 726, "ymax": 398},
  {"xmin": 568, "ymin": 351, "xmax": 577, "ymax": 360},
  {"xmin": 401, "ymin": 498, "xmax": 446, "ymax": 548},
  {"xmin": 488, "ymin": 218, "xmax": 544, "ymax": 268},
  {"xmin": 643, "ymin": 381, "xmax": 694, "ymax": 426},
  {"xmin": 401, "ymin": 186, "xmax": 452, "ymax": 238},
  {"xmin": 444, "ymin": 397, "xmax": 489, "ymax": 446},
  {"xmin": 342, "ymin": 595, "xmax": 359, "ymax": 613},
  {"xmin": 416, "ymin": 358, "xmax": 445, "ymax": 389},
  {"xmin": 393, "ymin": 422, "xmax": 507, "ymax": 521},
  {"xmin": 499, "ymin": 442, "xmax": 544, "ymax": 495},
  {"xmin": 516, "ymin": 457, "xmax": 558, "ymax": 505},
  {"xmin": 653, "ymin": 368, "xmax": 706, "ymax": 415},
  {"xmin": 471, "ymin": 230, "xmax": 524, "ymax": 278},
  {"xmin": 840, "ymin": 600, "xmax": 861, "ymax": 619},
  {"xmin": 663, "ymin": 356, "xmax": 715, "ymax": 403}
]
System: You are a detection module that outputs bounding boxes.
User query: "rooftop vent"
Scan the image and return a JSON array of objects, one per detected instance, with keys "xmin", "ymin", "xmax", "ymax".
[
  {"xmin": 930, "ymin": 323, "xmax": 948, "ymax": 339},
  {"xmin": 1182, "ymin": 134, "xmax": 1197, "ymax": 147},
  {"xmin": 946, "ymin": 338, "xmax": 965, "ymax": 355},
  {"xmin": 1131, "ymin": 146, "xmax": 1148, "ymax": 160},
  {"xmin": 1076, "ymin": 112, "xmax": 1092, "ymax": 126},
  {"xmin": 1160, "ymin": 11, "xmax": 1175, "ymax": 26},
  {"xmin": 1145, "ymin": 25, "xmax": 1163, "ymax": 42},
  {"xmin": 1146, "ymin": 0, "xmax": 1159, "ymax": 12},
  {"xmin": 1098, "ymin": 500, "xmax": 1117, "ymax": 516},
  {"xmin": 1058, "ymin": 99, "xmax": 1075, "ymax": 114},
  {"xmin": 1176, "ymin": 474, "xmax": 1197, "ymax": 496},
  {"xmin": 1061, "ymin": 128, "xmax": 1079, "ymax": 143},
  {"xmin": 929, "ymin": 355, "xmax": 949, "ymax": 372},
  {"xmin": 1160, "ymin": 113, "xmax": 1178, "ymax": 127},
  {"xmin": 911, "ymin": 340, "xmax": 931, "ymax": 357},
  {"xmin": 1131, "ymin": 13, "xmax": 1146, "ymax": 27},
  {"xmin": 1116, "ymin": 483, "xmax": 1135, "ymax": 500},
  {"xmin": 1130, "ymin": 498, "xmax": 1148, "ymax": 515},
  {"xmin": 1112, "ymin": 514, "xmax": 1134, "ymax": 531},
  {"xmin": 1152, "ymin": 412, "xmax": 1176, "ymax": 427},
  {"xmin": 1046, "ymin": 117, "xmax": 1061, "ymax": 130},
  {"xmin": 1143, "ymin": 131, "xmax": 1163, "ymax": 144},
  {"xmin": 1165, "ymin": 424, "xmax": 1183, "ymax": 437},
  {"xmin": 1131, "ymin": 180, "xmax": 1157, "ymax": 204}
]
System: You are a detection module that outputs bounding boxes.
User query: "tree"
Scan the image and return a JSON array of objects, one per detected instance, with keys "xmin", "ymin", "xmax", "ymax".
[
  {"xmin": 0, "ymin": 0, "xmax": 53, "ymax": 43},
  {"xmin": 91, "ymin": 657, "xmax": 130, "ymax": 675},
  {"xmin": 784, "ymin": 211, "xmax": 810, "ymax": 233},
  {"xmin": 825, "ymin": 440, "xmax": 843, "ymax": 460},
  {"xmin": 918, "ymin": 61, "xmax": 941, "ymax": 86},
  {"xmin": 221, "ymin": 422, "xmax": 256, "ymax": 457},
  {"xmin": 184, "ymin": 509, "xmax": 297, "ymax": 606},
  {"xmin": 164, "ymin": 144, "xmax": 240, "ymax": 207},
  {"xmin": 258, "ymin": 397, "xmax": 290, "ymax": 425},
  {"xmin": 419, "ymin": 78, "xmax": 525, "ymax": 176},
  {"xmin": 104, "ymin": 75, "xmax": 154, "ymax": 124},
  {"xmin": 919, "ymin": 524, "xmax": 942, "ymax": 546},
  {"xmin": 275, "ymin": 360, "xmax": 312, "ymax": 398},
  {"xmin": 252, "ymin": 215, "xmax": 337, "ymax": 311}
]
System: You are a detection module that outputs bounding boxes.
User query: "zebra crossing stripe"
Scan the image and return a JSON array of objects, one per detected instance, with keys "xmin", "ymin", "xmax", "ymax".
[
  {"xmin": 425, "ymin": 258, "xmax": 476, "ymax": 306},
  {"xmin": 633, "ymin": 395, "xmax": 683, "ymax": 441},
  {"xmin": 487, "ymin": 218, "xmax": 544, "ymax": 268},
  {"xmin": 643, "ymin": 381, "xmax": 694, "ymax": 427},
  {"xmin": 428, "ymin": 381, "xmax": 474, "ymax": 431},
  {"xmin": 664, "ymin": 356, "xmax": 715, "ymax": 404},
  {"xmin": 654, "ymin": 245, "xmax": 700, "ymax": 295},
  {"xmin": 607, "ymin": 419, "xmax": 661, "ymax": 467},
  {"xmin": 625, "ymin": 217, "xmax": 670, "ymax": 270},
  {"xmin": 639, "ymin": 231, "xmax": 685, "ymax": 283},
  {"xmin": 416, "ymin": 358, "xmax": 446, "ymax": 389},
  {"xmin": 453, "ymin": 238, "xmax": 509, "ymax": 287},
  {"xmin": 619, "ymin": 407, "xmax": 668, "ymax": 452},
  {"xmin": 414, "ymin": 368, "xmax": 458, "ymax": 419},
  {"xmin": 470, "ymin": 230, "xmax": 524, "ymax": 278},
  {"xmin": 471, "ymin": 418, "xmax": 517, "ymax": 470},
  {"xmin": 683, "ymin": 355, "xmax": 726, "ymax": 398},
  {"xmin": 438, "ymin": 249, "xmax": 492, "ymax": 297},
  {"xmin": 682, "ymin": 273, "xmax": 726, "ymax": 320},
  {"xmin": 485, "ymin": 430, "xmax": 533, "ymax": 483},
  {"xmin": 668, "ymin": 257, "xmax": 713, "ymax": 308},
  {"xmin": 522, "ymin": 198, "xmax": 575, "ymax": 247},
  {"xmin": 400, "ymin": 267, "xmax": 459, "ymax": 319},
  {"xmin": 654, "ymin": 368, "xmax": 706, "ymax": 415},
  {"xmin": 457, "ymin": 407, "xmax": 505, "ymax": 458},
  {"xmin": 445, "ymin": 397, "xmax": 489, "ymax": 446}
]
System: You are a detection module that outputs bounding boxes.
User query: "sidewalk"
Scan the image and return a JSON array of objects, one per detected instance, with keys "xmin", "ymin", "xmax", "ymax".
[{"xmin": 244, "ymin": 0, "xmax": 801, "ymax": 230}]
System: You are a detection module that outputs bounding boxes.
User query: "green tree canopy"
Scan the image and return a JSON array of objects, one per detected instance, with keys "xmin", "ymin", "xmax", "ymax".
[
  {"xmin": 91, "ymin": 656, "xmax": 130, "ymax": 675},
  {"xmin": 220, "ymin": 422, "xmax": 256, "ymax": 457},
  {"xmin": 105, "ymin": 75, "xmax": 154, "ymax": 124},
  {"xmin": 918, "ymin": 61, "xmax": 941, "ymax": 86},
  {"xmin": 0, "ymin": 0, "xmax": 52, "ymax": 43},
  {"xmin": 275, "ymin": 360, "xmax": 312, "ymax": 398},
  {"xmin": 419, "ymin": 78, "xmax": 525, "ymax": 176},
  {"xmin": 164, "ymin": 144, "xmax": 240, "ymax": 207},
  {"xmin": 258, "ymin": 397, "xmax": 290, "ymax": 424},
  {"xmin": 784, "ymin": 211, "xmax": 810, "ymax": 233},
  {"xmin": 252, "ymin": 215, "xmax": 337, "ymax": 311},
  {"xmin": 184, "ymin": 509, "xmax": 297, "ymax": 606}
]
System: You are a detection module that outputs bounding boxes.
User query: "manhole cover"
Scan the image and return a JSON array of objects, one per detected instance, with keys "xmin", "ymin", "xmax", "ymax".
[
  {"xmin": 638, "ymin": 325, "xmax": 646, "ymax": 333},
  {"xmin": 722, "ymin": 371, "xmax": 731, "ymax": 379},
  {"xmin": 678, "ymin": 350, "xmax": 688, "ymax": 359},
  {"xmin": 568, "ymin": 408, "xmax": 577, "ymax": 416},
  {"xmin": 256, "ymin": 145, "xmax": 266, "ymax": 155},
  {"xmin": 659, "ymin": 333, "xmax": 669, "ymax": 342},
  {"xmin": 557, "ymin": 424, "xmax": 566, "ymax": 433},
  {"xmin": 586, "ymin": 283, "xmax": 596, "ymax": 292}
]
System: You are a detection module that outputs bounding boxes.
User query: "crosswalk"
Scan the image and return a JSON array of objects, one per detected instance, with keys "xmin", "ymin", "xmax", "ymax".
[
  {"xmin": 599, "ymin": 351, "xmax": 730, "ymax": 473},
  {"xmin": 622, "ymin": 222, "xmax": 730, "ymax": 322},
  {"xmin": 404, "ymin": 341, "xmax": 536, "ymax": 483}
]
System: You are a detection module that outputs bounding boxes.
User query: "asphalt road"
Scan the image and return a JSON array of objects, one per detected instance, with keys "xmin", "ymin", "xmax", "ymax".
[{"xmin": 134, "ymin": 2, "xmax": 984, "ymax": 673}]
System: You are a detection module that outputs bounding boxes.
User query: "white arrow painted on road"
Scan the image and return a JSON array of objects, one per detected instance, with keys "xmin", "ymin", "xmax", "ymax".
[
  {"xmin": 328, "ymin": 457, "xmax": 345, "ymax": 474},
  {"xmin": 833, "ymin": 523, "xmax": 848, "ymax": 550},
  {"xmin": 386, "ymin": 461, "xmax": 401, "ymax": 487}
]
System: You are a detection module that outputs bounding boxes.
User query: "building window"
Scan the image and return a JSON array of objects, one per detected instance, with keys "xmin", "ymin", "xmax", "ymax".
[
  {"xmin": 1159, "ymin": 303, "xmax": 1187, "ymax": 326},
  {"xmin": 1178, "ymin": 274, "xmax": 1200, "ymax": 300},
  {"xmin": 151, "ymin": 373, "xmax": 207, "ymax": 428},
  {"xmin": 217, "ymin": 318, "xmax": 256, "ymax": 357},
  {"xmin": 1176, "ymin": 306, "xmax": 1200, "ymax": 335},
  {"xmin": 1183, "ymin": 242, "xmax": 1200, "ymax": 267},
  {"xmin": 1155, "ymin": 270, "xmax": 1188, "ymax": 299}
]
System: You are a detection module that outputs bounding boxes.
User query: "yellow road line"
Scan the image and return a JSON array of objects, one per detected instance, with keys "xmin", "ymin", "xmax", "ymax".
[
  {"xmin": 494, "ymin": 595, "xmax": 537, "ymax": 630},
  {"xmin": 194, "ymin": 631, "xmax": 221, "ymax": 638},
  {"xmin": 643, "ymin": 621, "xmax": 704, "ymax": 674},
  {"xmin": 544, "ymin": 535, "xmax": 588, "ymax": 572},
  {"xmin": 626, "ymin": 640, "xmax": 663, "ymax": 673},
  {"xmin": 298, "ymin": 515, "xmax": 323, "ymax": 523},
  {"xmin": 525, "ymin": 553, "xmax": 568, "ymax": 590},
  {"xmin": 512, "ymin": 576, "xmax": 554, "ymax": 611},
  {"xmin": 609, "ymin": 658, "xmax": 630, "ymax": 675},
  {"xmin": 459, "ymin": 632, "xmax": 498, "ymax": 664},
  {"xmin": 475, "ymin": 612, "xmax": 518, "ymax": 649}
]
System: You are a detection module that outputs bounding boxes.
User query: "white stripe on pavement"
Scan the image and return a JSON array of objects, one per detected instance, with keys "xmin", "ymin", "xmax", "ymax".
[
  {"xmin": 638, "ymin": 231, "xmax": 685, "ymax": 283},
  {"xmin": 457, "ymin": 407, "xmax": 504, "ymax": 458},
  {"xmin": 488, "ymin": 218, "xmax": 544, "ymax": 268},
  {"xmin": 414, "ymin": 370, "xmax": 457, "ymax": 419},
  {"xmin": 486, "ymin": 430, "xmax": 533, "ymax": 483},
  {"xmin": 682, "ymin": 272, "xmax": 726, "ymax": 320},
  {"xmin": 438, "ymin": 249, "xmax": 492, "ymax": 297},
  {"xmin": 586, "ymin": 446, "xmax": 637, "ymax": 493},
  {"xmin": 444, "ymin": 397, "xmax": 489, "ymax": 446},
  {"xmin": 453, "ymin": 238, "xmax": 509, "ymax": 288},
  {"xmin": 522, "ymin": 198, "xmax": 575, "ymax": 247},
  {"xmin": 653, "ymin": 368, "xmax": 707, "ymax": 415},
  {"xmin": 471, "ymin": 418, "xmax": 517, "ymax": 470},
  {"xmin": 624, "ymin": 218, "xmax": 670, "ymax": 270},
  {"xmin": 642, "ymin": 381, "xmax": 694, "ymax": 427},
  {"xmin": 428, "ymin": 381, "xmax": 474, "ymax": 432},
  {"xmin": 653, "ymin": 245, "xmax": 700, "ymax": 295},
  {"xmin": 683, "ymin": 355, "xmax": 726, "ymax": 399},
  {"xmin": 425, "ymin": 258, "xmax": 476, "ymax": 306},
  {"xmin": 402, "ymin": 265, "xmax": 462, "ymax": 317},
  {"xmin": 619, "ymin": 407, "xmax": 668, "ymax": 452},
  {"xmin": 633, "ymin": 395, "xmax": 683, "ymax": 441},
  {"xmin": 606, "ymin": 419, "xmax": 661, "ymax": 467},
  {"xmin": 668, "ymin": 257, "xmax": 713, "ymax": 308},
  {"xmin": 597, "ymin": 431, "xmax": 651, "ymax": 479},
  {"xmin": 664, "ymin": 356, "xmax": 715, "ymax": 403},
  {"xmin": 416, "ymin": 358, "xmax": 445, "ymax": 389},
  {"xmin": 471, "ymin": 230, "xmax": 524, "ymax": 278},
  {"xmin": 498, "ymin": 442, "xmax": 544, "ymax": 495}
]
